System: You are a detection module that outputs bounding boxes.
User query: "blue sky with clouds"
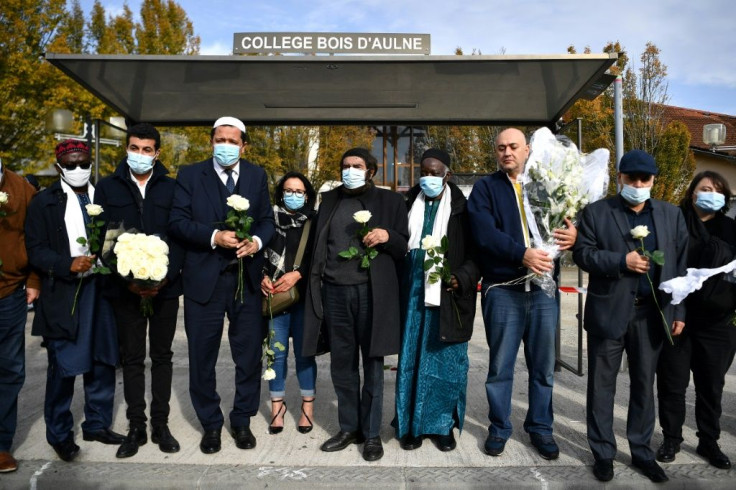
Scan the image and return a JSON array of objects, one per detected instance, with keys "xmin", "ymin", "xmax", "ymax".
[{"xmin": 75, "ymin": 0, "xmax": 736, "ymax": 116}]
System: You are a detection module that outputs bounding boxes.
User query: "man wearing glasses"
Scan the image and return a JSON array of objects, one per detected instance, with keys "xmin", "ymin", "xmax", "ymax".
[{"xmin": 25, "ymin": 140, "xmax": 124, "ymax": 462}]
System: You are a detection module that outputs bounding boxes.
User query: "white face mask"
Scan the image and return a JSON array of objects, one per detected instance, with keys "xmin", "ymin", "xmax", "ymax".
[{"xmin": 59, "ymin": 166, "xmax": 92, "ymax": 187}]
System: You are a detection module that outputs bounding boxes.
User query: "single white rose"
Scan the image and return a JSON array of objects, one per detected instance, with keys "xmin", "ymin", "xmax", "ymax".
[
  {"xmin": 353, "ymin": 210, "xmax": 372, "ymax": 224},
  {"xmin": 117, "ymin": 256, "xmax": 132, "ymax": 277},
  {"xmin": 631, "ymin": 225, "xmax": 650, "ymax": 240},
  {"xmin": 85, "ymin": 203, "xmax": 103, "ymax": 217},
  {"xmin": 0, "ymin": 191, "xmax": 8, "ymax": 204},
  {"xmin": 262, "ymin": 368, "xmax": 276, "ymax": 381},
  {"xmin": 132, "ymin": 264, "xmax": 151, "ymax": 280},
  {"xmin": 226, "ymin": 194, "xmax": 250, "ymax": 212},
  {"xmin": 421, "ymin": 235, "xmax": 437, "ymax": 251},
  {"xmin": 150, "ymin": 262, "xmax": 167, "ymax": 282}
]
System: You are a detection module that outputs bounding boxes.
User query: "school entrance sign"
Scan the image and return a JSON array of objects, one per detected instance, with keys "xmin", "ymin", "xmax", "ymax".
[{"xmin": 233, "ymin": 32, "xmax": 431, "ymax": 55}]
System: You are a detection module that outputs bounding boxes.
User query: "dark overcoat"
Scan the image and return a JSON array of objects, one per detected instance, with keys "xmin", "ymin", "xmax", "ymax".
[
  {"xmin": 404, "ymin": 182, "xmax": 480, "ymax": 342},
  {"xmin": 302, "ymin": 184, "xmax": 409, "ymax": 357}
]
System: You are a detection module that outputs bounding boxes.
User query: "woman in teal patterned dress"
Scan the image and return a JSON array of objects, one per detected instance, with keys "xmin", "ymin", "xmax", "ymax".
[{"xmin": 395, "ymin": 149, "xmax": 479, "ymax": 452}]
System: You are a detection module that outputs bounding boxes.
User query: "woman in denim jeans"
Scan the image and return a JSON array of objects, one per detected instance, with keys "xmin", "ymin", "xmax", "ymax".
[{"xmin": 261, "ymin": 171, "xmax": 317, "ymax": 434}]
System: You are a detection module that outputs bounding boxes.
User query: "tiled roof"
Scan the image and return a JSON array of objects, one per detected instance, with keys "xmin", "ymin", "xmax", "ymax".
[{"xmin": 660, "ymin": 104, "xmax": 736, "ymax": 152}]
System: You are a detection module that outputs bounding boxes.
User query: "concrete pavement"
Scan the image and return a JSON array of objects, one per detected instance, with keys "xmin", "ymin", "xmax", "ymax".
[{"xmin": 2, "ymin": 267, "xmax": 735, "ymax": 488}]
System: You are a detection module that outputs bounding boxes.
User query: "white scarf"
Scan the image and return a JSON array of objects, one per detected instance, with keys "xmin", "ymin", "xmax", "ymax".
[
  {"xmin": 61, "ymin": 180, "xmax": 95, "ymax": 277},
  {"xmin": 407, "ymin": 186, "xmax": 452, "ymax": 307}
]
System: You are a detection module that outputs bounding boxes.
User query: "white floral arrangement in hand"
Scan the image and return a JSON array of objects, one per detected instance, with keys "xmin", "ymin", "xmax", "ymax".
[{"xmin": 114, "ymin": 232, "xmax": 169, "ymax": 282}]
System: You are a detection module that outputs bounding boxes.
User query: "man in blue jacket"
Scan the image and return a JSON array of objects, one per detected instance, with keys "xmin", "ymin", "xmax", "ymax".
[
  {"xmin": 95, "ymin": 123, "xmax": 183, "ymax": 458},
  {"xmin": 467, "ymin": 128, "xmax": 576, "ymax": 461},
  {"xmin": 169, "ymin": 117, "xmax": 274, "ymax": 454}
]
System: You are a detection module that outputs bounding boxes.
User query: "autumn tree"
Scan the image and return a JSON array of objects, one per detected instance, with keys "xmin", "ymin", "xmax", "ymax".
[
  {"xmin": 563, "ymin": 42, "xmax": 694, "ymax": 202},
  {"xmin": 0, "ymin": 0, "xmax": 68, "ymax": 169}
]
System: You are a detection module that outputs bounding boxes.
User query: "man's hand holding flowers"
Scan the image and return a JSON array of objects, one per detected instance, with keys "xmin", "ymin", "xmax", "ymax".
[{"xmin": 552, "ymin": 217, "xmax": 577, "ymax": 250}]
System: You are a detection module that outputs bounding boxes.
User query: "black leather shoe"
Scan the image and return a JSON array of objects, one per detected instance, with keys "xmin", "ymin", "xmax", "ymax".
[
  {"xmin": 52, "ymin": 437, "xmax": 80, "ymax": 462},
  {"xmin": 529, "ymin": 433, "xmax": 559, "ymax": 460},
  {"xmin": 232, "ymin": 426, "xmax": 256, "ymax": 450},
  {"xmin": 632, "ymin": 458, "xmax": 668, "ymax": 483},
  {"xmin": 484, "ymin": 435, "xmax": 506, "ymax": 456},
  {"xmin": 697, "ymin": 441, "xmax": 732, "ymax": 469},
  {"xmin": 400, "ymin": 434, "xmax": 423, "ymax": 450},
  {"xmin": 320, "ymin": 431, "xmax": 365, "ymax": 452},
  {"xmin": 152, "ymin": 425, "xmax": 180, "ymax": 453},
  {"xmin": 362, "ymin": 437, "xmax": 384, "ymax": 461},
  {"xmin": 656, "ymin": 438, "xmax": 680, "ymax": 463},
  {"xmin": 82, "ymin": 428, "xmax": 126, "ymax": 445},
  {"xmin": 116, "ymin": 426, "xmax": 147, "ymax": 458},
  {"xmin": 200, "ymin": 429, "xmax": 221, "ymax": 454},
  {"xmin": 593, "ymin": 458, "xmax": 614, "ymax": 482},
  {"xmin": 435, "ymin": 432, "xmax": 456, "ymax": 452}
]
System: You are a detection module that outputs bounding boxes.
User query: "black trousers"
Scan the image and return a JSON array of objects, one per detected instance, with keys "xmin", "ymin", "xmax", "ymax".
[
  {"xmin": 113, "ymin": 291, "xmax": 179, "ymax": 428},
  {"xmin": 322, "ymin": 282, "xmax": 384, "ymax": 439},
  {"xmin": 657, "ymin": 313, "xmax": 736, "ymax": 443},
  {"xmin": 587, "ymin": 303, "xmax": 663, "ymax": 462}
]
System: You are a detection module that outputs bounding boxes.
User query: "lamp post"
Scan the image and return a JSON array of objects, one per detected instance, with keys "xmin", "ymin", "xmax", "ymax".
[
  {"xmin": 703, "ymin": 123, "xmax": 736, "ymax": 152},
  {"xmin": 46, "ymin": 109, "xmax": 127, "ymax": 182}
]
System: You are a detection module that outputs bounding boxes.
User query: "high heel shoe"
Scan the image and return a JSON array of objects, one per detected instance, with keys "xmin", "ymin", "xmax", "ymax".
[
  {"xmin": 298, "ymin": 398, "xmax": 314, "ymax": 434},
  {"xmin": 268, "ymin": 399, "xmax": 286, "ymax": 435}
]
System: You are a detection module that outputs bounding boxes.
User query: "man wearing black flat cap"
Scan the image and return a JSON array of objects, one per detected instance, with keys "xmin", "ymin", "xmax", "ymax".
[{"xmin": 573, "ymin": 149, "xmax": 688, "ymax": 483}]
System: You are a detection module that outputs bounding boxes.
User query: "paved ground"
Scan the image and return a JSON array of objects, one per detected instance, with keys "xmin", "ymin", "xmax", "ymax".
[{"xmin": 2, "ymin": 268, "xmax": 735, "ymax": 488}]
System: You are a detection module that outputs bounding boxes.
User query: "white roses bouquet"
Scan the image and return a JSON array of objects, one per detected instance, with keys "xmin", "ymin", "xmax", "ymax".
[
  {"xmin": 338, "ymin": 210, "xmax": 378, "ymax": 269},
  {"xmin": 113, "ymin": 232, "xmax": 169, "ymax": 316},
  {"xmin": 521, "ymin": 127, "xmax": 610, "ymax": 297}
]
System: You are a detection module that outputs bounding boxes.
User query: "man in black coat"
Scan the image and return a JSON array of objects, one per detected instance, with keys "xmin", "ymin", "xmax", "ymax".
[
  {"xmin": 25, "ymin": 140, "xmax": 124, "ymax": 462},
  {"xmin": 573, "ymin": 150, "xmax": 688, "ymax": 483},
  {"xmin": 94, "ymin": 123, "xmax": 183, "ymax": 458},
  {"xmin": 302, "ymin": 148, "xmax": 408, "ymax": 462}
]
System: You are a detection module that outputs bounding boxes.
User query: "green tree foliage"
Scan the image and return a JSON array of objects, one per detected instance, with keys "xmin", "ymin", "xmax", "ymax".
[{"xmin": 0, "ymin": 0, "xmax": 67, "ymax": 169}]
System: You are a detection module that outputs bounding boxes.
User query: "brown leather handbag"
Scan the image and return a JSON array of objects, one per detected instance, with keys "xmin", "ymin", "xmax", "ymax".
[{"xmin": 262, "ymin": 221, "xmax": 311, "ymax": 317}]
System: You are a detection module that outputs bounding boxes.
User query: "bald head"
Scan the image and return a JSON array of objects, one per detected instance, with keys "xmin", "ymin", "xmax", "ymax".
[{"xmin": 495, "ymin": 128, "xmax": 529, "ymax": 180}]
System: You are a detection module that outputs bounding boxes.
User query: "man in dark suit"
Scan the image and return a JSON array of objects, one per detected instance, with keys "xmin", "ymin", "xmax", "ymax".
[
  {"xmin": 169, "ymin": 117, "xmax": 274, "ymax": 454},
  {"xmin": 573, "ymin": 150, "xmax": 688, "ymax": 483},
  {"xmin": 302, "ymin": 148, "xmax": 409, "ymax": 462}
]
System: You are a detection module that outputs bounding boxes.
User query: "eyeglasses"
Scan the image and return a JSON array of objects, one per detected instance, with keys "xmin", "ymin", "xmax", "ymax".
[
  {"xmin": 58, "ymin": 162, "xmax": 92, "ymax": 170},
  {"xmin": 283, "ymin": 190, "xmax": 306, "ymax": 197}
]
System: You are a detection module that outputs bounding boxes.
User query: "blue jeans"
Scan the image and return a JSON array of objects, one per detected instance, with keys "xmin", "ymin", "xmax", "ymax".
[
  {"xmin": 0, "ymin": 287, "xmax": 27, "ymax": 451},
  {"xmin": 268, "ymin": 302, "xmax": 317, "ymax": 398},
  {"xmin": 481, "ymin": 285, "xmax": 557, "ymax": 440}
]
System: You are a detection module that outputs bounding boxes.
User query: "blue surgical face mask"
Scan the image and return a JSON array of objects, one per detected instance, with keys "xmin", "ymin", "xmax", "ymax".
[
  {"xmin": 419, "ymin": 175, "xmax": 446, "ymax": 198},
  {"xmin": 213, "ymin": 143, "xmax": 241, "ymax": 167},
  {"xmin": 621, "ymin": 183, "xmax": 651, "ymax": 205},
  {"xmin": 341, "ymin": 167, "xmax": 367, "ymax": 189},
  {"xmin": 695, "ymin": 191, "xmax": 726, "ymax": 212},
  {"xmin": 283, "ymin": 193, "xmax": 306, "ymax": 211},
  {"xmin": 127, "ymin": 152, "xmax": 155, "ymax": 175}
]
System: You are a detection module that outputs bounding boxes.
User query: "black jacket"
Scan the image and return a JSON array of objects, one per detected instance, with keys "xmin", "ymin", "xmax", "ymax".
[
  {"xmin": 681, "ymin": 204, "xmax": 736, "ymax": 320},
  {"xmin": 25, "ymin": 181, "xmax": 89, "ymax": 339},
  {"xmin": 302, "ymin": 184, "xmax": 409, "ymax": 357},
  {"xmin": 94, "ymin": 159, "xmax": 183, "ymax": 299},
  {"xmin": 404, "ymin": 182, "xmax": 480, "ymax": 343}
]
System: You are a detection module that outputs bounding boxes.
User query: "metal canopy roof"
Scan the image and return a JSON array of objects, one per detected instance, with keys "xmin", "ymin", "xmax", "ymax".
[{"xmin": 45, "ymin": 53, "xmax": 617, "ymax": 127}]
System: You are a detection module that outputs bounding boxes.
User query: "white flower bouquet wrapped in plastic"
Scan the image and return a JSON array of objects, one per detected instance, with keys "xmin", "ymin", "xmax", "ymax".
[{"xmin": 521, "ymin": 127, "xmax": 610, "ymax": 296}]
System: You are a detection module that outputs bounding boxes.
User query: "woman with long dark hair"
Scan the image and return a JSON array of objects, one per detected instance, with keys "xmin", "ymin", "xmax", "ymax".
[
  {"xmin": 261, "ymin": 171, "xmax": 317, "ymax": 435},
  {"xmin": 656, "ymin": 170, "xmax": 736, "ymax": 469}
]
